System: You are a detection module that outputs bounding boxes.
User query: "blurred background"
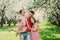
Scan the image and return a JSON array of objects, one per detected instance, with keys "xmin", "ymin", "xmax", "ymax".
[{"xmin": 0, "ymin": 0, "xmax": 60, "ymax": 40}]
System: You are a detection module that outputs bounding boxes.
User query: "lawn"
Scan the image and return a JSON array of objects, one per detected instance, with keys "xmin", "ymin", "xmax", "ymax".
[
  {"xmin": 0, "ymin": 22, "xmax": 60, "ymax": 40},
  {"xmin": 39, "ymin": 22, "xmax": 60, "ymax": 40}
]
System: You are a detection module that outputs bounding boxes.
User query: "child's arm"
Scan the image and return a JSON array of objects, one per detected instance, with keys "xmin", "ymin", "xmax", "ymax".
[
  {"xmin": 27, "ymin": 25, "xmax": 36, "ymax": 31},
  {"xmin": 31, "ymin": 28, "xmax": 37, "ymax": 31},
  {"xmin": 16, "ymin": 27, "xmax": 23, "ymax": 36},
  {"xmin": 9, "ymin": 29, "xmax": 17, "ymax": 32},
  {"xmin": 16, "ymin": 28, "xmax": 20, "ymax": 36},
  {"xmin": 9, "ymin": 26, "xmax": 22, "ymax": 32},
  {"xmin": 27, "ymin": 21, "xmax": 38, "ymax": 31},
  {"xmin": 9, "ymin": 27, "xmax": 22, "ymax": 36},
  {"xmin": 31, "ymin": 23, "xmax": 39, "ymax": 31}
]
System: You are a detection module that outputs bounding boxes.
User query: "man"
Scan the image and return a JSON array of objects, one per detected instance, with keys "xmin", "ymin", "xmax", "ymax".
[{"xmin": 25, "ymin": 10, "xmax": 34, "ymax": 40}]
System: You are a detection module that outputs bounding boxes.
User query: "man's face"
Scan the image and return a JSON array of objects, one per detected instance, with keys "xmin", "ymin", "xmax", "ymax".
[{"xmin": 28, "ymin": 12, "xmax": 33, "ymax": 18}]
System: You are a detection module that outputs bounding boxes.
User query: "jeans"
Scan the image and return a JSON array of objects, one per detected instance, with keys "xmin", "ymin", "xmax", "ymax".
[{"xmin": 20, "ymin": 32, "xmax": 30, "ymax": 40}]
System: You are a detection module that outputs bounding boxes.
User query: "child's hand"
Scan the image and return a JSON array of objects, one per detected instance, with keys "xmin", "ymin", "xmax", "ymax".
[
  {"xmin": 16, "ymin": 32, "xmax": 19, "ymax": 37},
  {"xmin": 9, "ymin": 29, "xmax": 13, "ymax": 32}
]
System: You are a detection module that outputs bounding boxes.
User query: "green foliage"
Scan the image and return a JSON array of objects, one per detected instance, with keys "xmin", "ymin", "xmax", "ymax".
[
  {"xmin": 39, "ymin": 22, "xmax": 60, "ymax": 40},
  {"xmin": 0, "ymin": 24, "xmax": 16, "ymax": 31},
  {"xmin": 28, "ymin": 0, "xmax": 60, "ymax": 26}
]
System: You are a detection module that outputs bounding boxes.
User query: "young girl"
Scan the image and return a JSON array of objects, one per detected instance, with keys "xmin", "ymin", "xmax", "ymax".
[{"xmin": 30, "ymin": 17, "xmax": 40, "ymax": 40}]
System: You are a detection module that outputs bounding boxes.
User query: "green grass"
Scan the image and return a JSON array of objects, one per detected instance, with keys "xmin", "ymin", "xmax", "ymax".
[
  {"xmin": 0, "ymin": 31, "xmax": 19, "ymax": 40},
  {"xmin": 0, "ymin": 22, "xmax": 60, "ymax": 40},
  {"xmin": 39, "ymin": 22, "xmax": 60, "ymax": 40},
  {"xmin": 0, "ymin": 24, "xmax": 16, "ymax": 31}
]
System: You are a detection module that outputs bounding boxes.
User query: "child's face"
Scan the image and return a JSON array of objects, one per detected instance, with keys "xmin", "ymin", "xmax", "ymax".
[
  {"xmin": 31, "ymin": 18, "xmax": 35, "ymax": 23},
  {"xmin": 21, "ymin": 11, "xmax": 25, "ymax": 16}
]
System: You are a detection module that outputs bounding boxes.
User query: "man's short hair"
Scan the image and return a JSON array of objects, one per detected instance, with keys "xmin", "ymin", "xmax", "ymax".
[{"xmin": 29, "ymin": 10, "xmax": 34, "ymax": 15}]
